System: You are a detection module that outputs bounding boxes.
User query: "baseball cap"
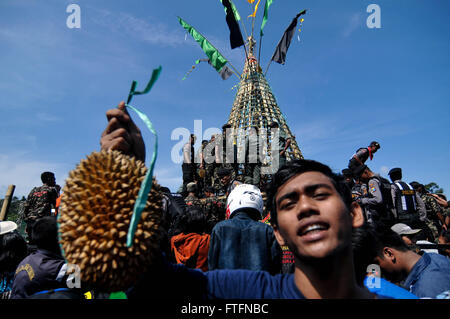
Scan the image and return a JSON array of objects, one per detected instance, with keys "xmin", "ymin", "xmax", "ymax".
[
  {"xmin": 391, "ymin": 223, "xmax": 421, "ymax": 236},
  {"xmin": 0, "ymin": 221, "xmax": 18, "ymax": 235}
]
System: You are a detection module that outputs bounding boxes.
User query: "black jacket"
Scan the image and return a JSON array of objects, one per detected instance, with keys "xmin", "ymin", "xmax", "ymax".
[{"xmin": 11, "ymin": 249, "xmax": 66, "ymax": 299}]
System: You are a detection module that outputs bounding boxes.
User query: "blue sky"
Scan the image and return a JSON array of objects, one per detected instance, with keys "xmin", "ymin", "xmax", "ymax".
[{"xmin": 0, "ymin": 0, "xmax": 449, "ymax": 198}]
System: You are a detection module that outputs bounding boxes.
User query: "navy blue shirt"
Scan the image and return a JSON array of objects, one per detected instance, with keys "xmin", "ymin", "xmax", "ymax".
[
  {"xmin": 134, "ymin": 262, "xmax": 401, "ymax": 299},
  {"xmin": 403, "ymin": 253, "xmax": 450, "ymax": 298}
]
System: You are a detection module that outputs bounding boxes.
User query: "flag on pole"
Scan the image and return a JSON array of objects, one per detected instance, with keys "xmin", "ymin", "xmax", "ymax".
[
  {"xmin": 219, "ymin": 0, "xmax": 245, "ymax": 49},
  {"xmin": 178, "ymin": 17, "xmax": 228, "ymax": 72},
  {"xmin": 260, "ymin": 0, "xmax": 273, "ymax": 36},
  {"xmin": 182, "ymin": 58, "xmax": 233, "ymax": 81},
  {"xmin": 248, "ymin": 0, "xmax": 262, "ymax": 18},
  {"xmin": 270, "ymin": 9, "xmax": 307, "ymax": 65}
]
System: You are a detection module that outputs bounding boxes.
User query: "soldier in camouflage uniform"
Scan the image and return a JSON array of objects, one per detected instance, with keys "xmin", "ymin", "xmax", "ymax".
[
  {"xmin": 203, "ymin": 135, "xmax": 216, "ymax": 189},
  {"xmin": 213, "ymin": 124, "xmax": 237, "ymax": 192},
  {"xmin": 184, "ymin": 182, "xmax": 202, "ymax": 208},
  {"xmin": 433, "ymin": 193, "xmax": 450, "ymax": 230},
  {"xmin": 213, "ymin": 167, "xmax": 242, "ymax": 221},
  {"xmin": 203, "ymin": 186, "xmax": 225, "ymax": 233},
  {"xmin": 269, "ymin": 121, "xmax": 291, "ymax": 171},
  {"xmin": 244, "ymin": 126, "xmax": 261, "ymax": 187},
  {"xmin": 411, "ymin": 182, "xmax": 445, "ymax": 242},
  {"xmin": 23, "ymin": 172, "xmax": 59, "ymax": 242}
]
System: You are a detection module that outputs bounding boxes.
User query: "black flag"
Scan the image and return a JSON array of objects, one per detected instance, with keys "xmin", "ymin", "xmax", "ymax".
[
  {"xmin": 271, "ymin": 10, "xmax": 307, "ymax": 65},
  {"xmin": 219, "ymin": 65, "xmax": 234, "ymax": 80},
  {"xmin": 220, "ymin": 0, "xmax": 245, "ymax": 49}
]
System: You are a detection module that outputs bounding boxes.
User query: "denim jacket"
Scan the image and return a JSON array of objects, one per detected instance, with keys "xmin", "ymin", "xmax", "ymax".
[
  {"xmin": 208, "ymin": 212, "xmax": 280, "ymax": 274},
  {"xmin": 403, "ymin": 253, "xmax": 450, "ymax": 298}
]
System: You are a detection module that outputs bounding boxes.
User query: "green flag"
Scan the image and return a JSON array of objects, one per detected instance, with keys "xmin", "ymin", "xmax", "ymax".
[
  {"xmin": 260, "ymin": 0, "xmax": 273, "ymax": 36},
  {"xmin": 178, "ymin": 17, "xmax": 228, "ymax": 72},
  {"xmin": 230, "ymin": 0, "xmax": 241, "ymax": 21}
]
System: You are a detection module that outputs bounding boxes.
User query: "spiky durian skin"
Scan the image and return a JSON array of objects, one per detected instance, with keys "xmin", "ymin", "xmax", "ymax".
[{"xmin": 58, "ymin": 150, "xmax": 162, "ymax": 292}]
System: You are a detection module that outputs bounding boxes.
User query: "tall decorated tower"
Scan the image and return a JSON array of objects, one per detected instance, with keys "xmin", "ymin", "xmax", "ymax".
[
  {"xmin": 179, "ymin": 2, "xmax": 307, "ymax": 181},
  {"xmin": 227, "ymin": 36, "xmax": 303, "ymax": 169}
]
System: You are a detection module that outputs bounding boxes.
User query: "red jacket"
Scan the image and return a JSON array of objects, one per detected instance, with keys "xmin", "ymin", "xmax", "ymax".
[{"xmin": 170, "ymin": 233, "xmax": 210, "ymax": 272}]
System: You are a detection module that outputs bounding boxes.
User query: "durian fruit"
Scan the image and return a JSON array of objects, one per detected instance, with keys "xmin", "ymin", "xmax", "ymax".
[{"xmin": 58, "ymin": 150, "xmax": 163, "ymax": 292}]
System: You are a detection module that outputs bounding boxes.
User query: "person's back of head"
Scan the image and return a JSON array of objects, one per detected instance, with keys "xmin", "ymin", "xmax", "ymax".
[
  {"xmin": 181, "ymin": 207, "xmax": 208, "ymax": 234},
  {"xmin": 32, "ymin": 216, "xmax": 61, "ymax": 254},
  {"xmin": 0, "ymin": 230, "xmax": 28, "ymax": 273},
  {"xmin": 373, "ymin": 223, "xmax": 411, "ymax": 254},
  {"xmin": 41, "ymin": 172, "xmax": 55, "ymax": 186},
  {"xmin": 267, "ymin": 159, "xmax": 353, "ymax": 227},
  {"xmin": 410, "ymin": 182, "xmax": 425, "ymax": 194},
  {"xmin": 388, "ymin": 168, "xmax": 402, "ymax": 182}
]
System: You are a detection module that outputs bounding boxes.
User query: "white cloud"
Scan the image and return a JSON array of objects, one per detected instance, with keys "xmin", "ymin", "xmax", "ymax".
[
  {"xmin": 0, "ymin": 153, "xmax": 71, "ymax": 198},
  {"xmin": 90, "ymin": 8, "xmax": 185, "ymax": 47},
  {"xmin": 342, "ymin": 12, "xmax": 363, "ymax": 38}
]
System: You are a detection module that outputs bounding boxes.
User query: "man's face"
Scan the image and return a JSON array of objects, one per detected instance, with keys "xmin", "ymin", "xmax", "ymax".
[
  {"xmin": 370, "ymin": 146, "xmax": 378, "ymax": 153},
  {"xmin": 220, "ymin": 175, "xmax": 231, "ymax": 186},
  {"xmin": 359, "ymin": 169, "xmax": 369, "ymax": 182},
  {"xmin": 273, "ymin": 171, "xmax": 363, "ymax": 261}
]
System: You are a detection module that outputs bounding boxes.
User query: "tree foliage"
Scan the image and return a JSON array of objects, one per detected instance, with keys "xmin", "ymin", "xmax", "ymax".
[{"xmin": 0, "ymin": 196, "xmax": 27, "ymax": 236}]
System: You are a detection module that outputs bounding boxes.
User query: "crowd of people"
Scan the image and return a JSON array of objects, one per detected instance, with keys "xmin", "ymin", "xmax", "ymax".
[{"xmin": 1, "ymin": 102, "xmax": 449, "ymax": 300}]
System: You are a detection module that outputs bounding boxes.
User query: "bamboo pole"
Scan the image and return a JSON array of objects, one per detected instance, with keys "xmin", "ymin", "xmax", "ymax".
[{"xmin": 0, "ymin": 185, "xmax": 16, "ymax": 221}]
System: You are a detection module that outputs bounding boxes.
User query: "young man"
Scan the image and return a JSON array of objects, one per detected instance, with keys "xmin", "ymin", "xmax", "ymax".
[
  {"xmin": 23, "ymin": 172, "xmax": 59, "ymax": 243},
  {"xmin": 101, "ymin": 102, "xmax": 406, "ymax": 299},
  {"xmin": 391, "ymin": 223, "xmax": 422, "ymax": 253},
  {"xmin": 372, "ymin": 225, "xmax": 450, "ymax": 298}
]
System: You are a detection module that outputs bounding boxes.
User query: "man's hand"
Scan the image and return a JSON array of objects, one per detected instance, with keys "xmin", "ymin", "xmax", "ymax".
[{"xmin": 100, "ymin": 101, "xmax": 146, "ymax": 163}]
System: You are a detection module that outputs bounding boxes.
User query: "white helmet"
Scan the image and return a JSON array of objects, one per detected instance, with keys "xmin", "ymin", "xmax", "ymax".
[{"xmin": 226, "ymin": 184, "xmax": 264, "ymax": 219}]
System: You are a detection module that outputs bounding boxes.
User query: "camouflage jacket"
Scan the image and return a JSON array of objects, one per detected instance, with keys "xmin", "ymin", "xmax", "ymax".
[
  {"xmin": 23, "ymin": 185, "xmax": 58, "ymax": 221},
  {"xmin": 204, "ymin": 196, "xmax": 225, "ymax": 223},
  {"xmin": 420, "ymin": 194, "xmax": 443, "ymax": 222},
  {"xmin": 184, "ymin": 195, "xmax": 202, "ymax": 207}
]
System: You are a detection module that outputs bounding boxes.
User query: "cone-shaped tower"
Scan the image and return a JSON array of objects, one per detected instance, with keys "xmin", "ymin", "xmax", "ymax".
[{"xmin": 227, "ymin": 36, "xmax": 303, "ymax": 168}]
